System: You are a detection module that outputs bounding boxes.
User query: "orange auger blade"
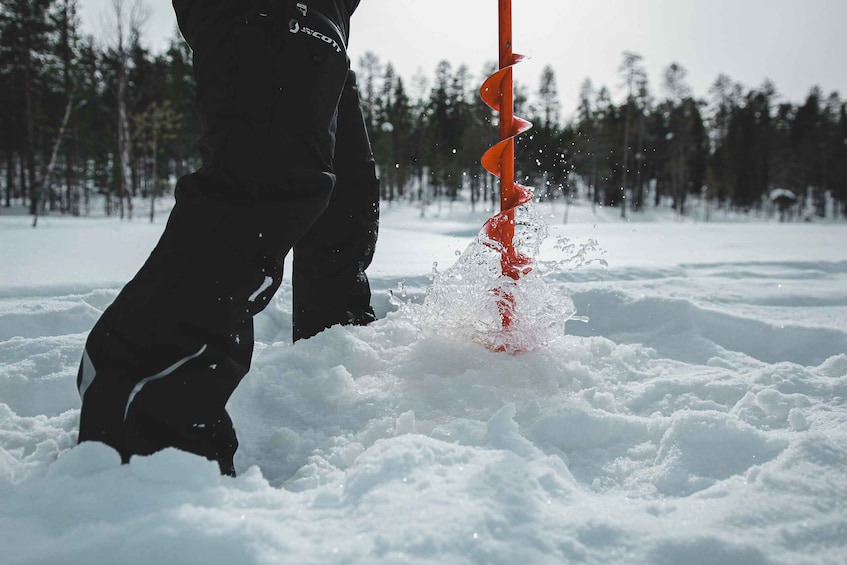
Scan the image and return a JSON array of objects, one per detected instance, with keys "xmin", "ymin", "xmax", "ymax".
[{"xmin": 480, "ymin": 0, "xmax": 533, "ymax": 340}]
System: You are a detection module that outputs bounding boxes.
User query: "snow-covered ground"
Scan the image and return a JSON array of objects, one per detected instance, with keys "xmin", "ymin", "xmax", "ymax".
[{"xmin": 1, "ymin": 199, "xmax": 846, "ymax": 564}]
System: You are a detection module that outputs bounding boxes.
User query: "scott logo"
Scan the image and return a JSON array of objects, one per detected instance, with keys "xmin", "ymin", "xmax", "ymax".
[{"xmin": 288, "ymin": 19, "xmax": 342, "ymax": 53}]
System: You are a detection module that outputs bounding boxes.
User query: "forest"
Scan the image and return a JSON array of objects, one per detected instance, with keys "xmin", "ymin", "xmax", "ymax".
[{"xmin": 2, "ymin": 0, "xmax": 846, "ymax": 222}]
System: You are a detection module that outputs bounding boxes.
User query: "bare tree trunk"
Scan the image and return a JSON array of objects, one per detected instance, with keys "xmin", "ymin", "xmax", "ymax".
[
  {"xmin": 621, "ymin": 101, "xmax": 632, "ymax": 219},
  {"xmin": 591, "ymin": 153, "xmax": 599, "ymax": 213},
  {"xmin": 4, "ymin": 153, "xmax": 14, "ymax": 207},
  {"xmin": 34, "ymin": 94, "xmax": 76, "ymax": 227},
  {"xmin": 22, "ymin": 14, "xmax": 38, "ymax": 216},
  {"xmin": 117, "ymin": 38, "xmax": 131, "ymax": 219},
  {"xmin": 19, "ymin": 155, "xmax": 29, "ymax": 207},
  {"xmin": 633, "ymin": 113, "xmax": 645, "ymax": 212},
  {"xmin": 149, "ymin": 132, "xmax": 158, "ymax": 222},
  {"xmin": 106, "ymin": 0, "xmax": 150, "ymax": 220}
]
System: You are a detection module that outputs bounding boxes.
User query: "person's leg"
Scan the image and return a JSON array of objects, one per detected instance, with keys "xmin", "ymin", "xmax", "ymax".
[
  {"xmin": 77, "ymin": 1, "xmax": 351, "ymax": 473},
  {"xmin": 78, "ymin": 194, "xmax": 324, "ymax": 475},
  {"xmin": 292, "ymin": 69, "xmax": 380, "ymax": 341}
]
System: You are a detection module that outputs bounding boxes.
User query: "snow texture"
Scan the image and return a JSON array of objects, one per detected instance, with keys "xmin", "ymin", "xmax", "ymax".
[{"xmin": 1, "ymin": 200, "xmax": 847, "ymax": 564}]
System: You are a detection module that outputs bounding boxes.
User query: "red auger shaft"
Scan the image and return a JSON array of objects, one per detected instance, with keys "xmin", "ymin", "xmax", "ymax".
[
  {"xmin": 498, "ymin": 0, "xmax": 516, "ymax": 226},
  {"xmin": 480, "ymin": 0, "xmax": 533, "ymax": 341}
]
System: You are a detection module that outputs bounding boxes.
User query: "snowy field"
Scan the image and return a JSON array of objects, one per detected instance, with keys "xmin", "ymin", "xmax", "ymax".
[{"xmin": 1, "ymin": 199, "xmax": 847, "ymax": 564}]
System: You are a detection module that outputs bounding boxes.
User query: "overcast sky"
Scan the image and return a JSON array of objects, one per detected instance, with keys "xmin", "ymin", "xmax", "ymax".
[{"xmin": 78, "ymin": 0, "xmax": 847, "ymax": 115}]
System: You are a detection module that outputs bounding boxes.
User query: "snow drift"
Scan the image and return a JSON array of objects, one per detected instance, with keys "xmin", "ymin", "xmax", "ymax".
[{"xmin": 2, "ymin": 201, "xmax": 847, "ymax": 564}]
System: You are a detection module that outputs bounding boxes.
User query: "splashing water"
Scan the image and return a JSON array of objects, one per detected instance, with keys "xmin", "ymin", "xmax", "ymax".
[
  {"xmin": 402, "ymin": 202, "xmax": 600, "ymax": 353},
  {"xmin": 536, "ymin": 235, "xmax": 609, "ymax": 277}
]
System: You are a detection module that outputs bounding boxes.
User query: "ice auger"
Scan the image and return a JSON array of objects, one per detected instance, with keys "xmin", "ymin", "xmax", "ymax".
[{"xmin": 480, "ymin": 0, "xmax": 533, "ymax": 339}]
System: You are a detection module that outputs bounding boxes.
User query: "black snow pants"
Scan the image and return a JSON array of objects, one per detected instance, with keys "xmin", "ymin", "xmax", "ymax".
[{"xmin": 76, "ymin": 0, "xmax": 378, "ymax": 476}]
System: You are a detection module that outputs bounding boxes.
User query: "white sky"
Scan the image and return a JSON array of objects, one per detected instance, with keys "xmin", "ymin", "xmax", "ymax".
[{"xmin": 78, "ymin": 0, "xmax": 847, "ymax": 115}]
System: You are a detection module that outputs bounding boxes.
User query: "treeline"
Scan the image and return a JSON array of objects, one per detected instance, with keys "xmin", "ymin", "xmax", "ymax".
[
  {"xmin": 360, "ymin": 52, "xmax": 847, "ymax": 220},
  {"xmin": 2, "ymin": 0, "xmax": 846, "ymax": 222},
  {"xmin": 1, "ymin": 0, "xmax": 195, "ymax": 221}
]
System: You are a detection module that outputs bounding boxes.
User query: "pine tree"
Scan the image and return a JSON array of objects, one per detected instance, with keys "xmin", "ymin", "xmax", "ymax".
[
  {"xmin": 161, "ymin": 28, "xmax": 197, "ymax": 183},
  {"xmin": 706, "ymin": 74, "xmax": 741, "ymax": 207},
  {"xmin": 357, "ymin": 51, "xmax": 381, "ymax": 133},
  {"xmin": 661, "ymin": 62, "xmax": 696, "ymax": 214},
  {"xmin": 0, "ymin": 0, "xmax": 56, "ymax": 214},
  {"xmin": 792, "ymin": 88, "xmax": 825, "ymax": 216},
  {"xmin": 530, "ymin": 65, "xmax": 563, "ymax": 202},
  {"xmin": 837, "ymin": 102, "xmax": 847, "ymax": 217},
  {"xmin": 74, "ymin": 36, "xmax": 111, "ymax": 215},
  {"xmin": 630, "ymin": 73, "xmax": 652, "ymax": 212},
  {"xmin": 50, "ymin": 0, "xmax": 84, "ymax": 215},
  {"xmin": 617, "ymin": 51, "xmax": 646, "ymax": 217},
  {"xmin": 426, "ymin": 60, "xmax": 454, "ymax": 200},
  {"xmin": 594, "ymin": 86, "xmax": 622, "ymax": 208},
  {"xmin": 573, "ymin": 78, "xmax": 598, "ymax": 205},
  {"xmin": 372, "ymin": 63, "xmax": 415, "ymax": 202}
]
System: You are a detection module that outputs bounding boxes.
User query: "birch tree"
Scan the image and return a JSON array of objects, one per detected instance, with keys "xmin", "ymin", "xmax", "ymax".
[{"xmin": 101, "ymin": 0, "xmax": 148, "ymax": 219}]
